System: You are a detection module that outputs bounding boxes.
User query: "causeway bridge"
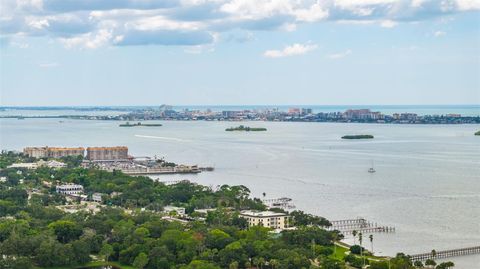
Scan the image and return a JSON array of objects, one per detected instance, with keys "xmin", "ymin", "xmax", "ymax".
[{"xmin": 410, "ymin": 246, "xmax": 480, "ymax": 262}]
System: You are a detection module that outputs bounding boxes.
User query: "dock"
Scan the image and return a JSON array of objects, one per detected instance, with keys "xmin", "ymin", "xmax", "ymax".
[
  {"xmin": 325, "ymin": 217, "xmax": 395, "ymax": 234},
  {"xmin": 263, "ymin": 197, "xmax": 296, "ymax": 210},
  {"xmin": 410, "ymin": 246, "xmax": 480, "ymax": 262}
]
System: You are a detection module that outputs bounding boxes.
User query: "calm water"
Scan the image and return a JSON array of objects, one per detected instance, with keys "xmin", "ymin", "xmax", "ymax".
[{"xmin": 1, "ymin": 117, "xmax": 479, "ymax": 268}]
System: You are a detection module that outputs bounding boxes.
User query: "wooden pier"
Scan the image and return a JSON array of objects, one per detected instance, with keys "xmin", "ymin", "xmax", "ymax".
[
  {"xmin": 262, "ymin": 197, "xmax": 296, "ymax": 210},
  {"xmin": 410, "ymin": 246, "xmax": 480, "ymax": 262},
  {"xmin": 325, "ymin": 217, "xmax": 395, "ymax": 234}
]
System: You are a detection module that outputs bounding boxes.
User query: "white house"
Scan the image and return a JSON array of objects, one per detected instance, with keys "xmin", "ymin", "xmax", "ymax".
[
  {"xmin": 163, "ymin": 206, "xmax": 186, "ymax": 216},
  {"xmin": 56, "ymin": 184, "xmax": 84, "ymax": 195},
  {"xmin": 240, "ymin": 210, "xmax": 289, "ymax": 230},
  {"xmin": 92, "ymin": 193, "xmax": 103, "ymax": 203}
]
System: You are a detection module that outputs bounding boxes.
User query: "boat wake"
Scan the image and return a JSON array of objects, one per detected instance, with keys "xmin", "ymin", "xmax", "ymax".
[{"xmin": 134, "ymin": 134, "xmax": 191, "ymax": 142}]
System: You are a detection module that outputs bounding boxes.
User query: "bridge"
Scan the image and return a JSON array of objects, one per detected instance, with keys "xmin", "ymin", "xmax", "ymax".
[{"xmin": 410, "ymin": 246, "xmax": 480, "ymax": 262}]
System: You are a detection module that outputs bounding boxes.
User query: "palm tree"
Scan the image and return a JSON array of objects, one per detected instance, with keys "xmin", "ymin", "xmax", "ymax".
[
  {"xmin": 445, "ymin": 261, "xmax": 454, "ymax": 268},
  {"xmin": 431, "ymin": 249, "xmax": 437, "ymax": 261},
  {"xmin": 332, "ymin": 233, "xmax": 339, "ymax": 257},
  {"xmin": 269, "ymin": 259, "xmax": 280, "ymax": 269},
  {"xmin": 369, "ymin": 234, "xmax": 374, "ymax": 253},
  {"xmin": 258, "ymin": 257, "xmax": 265, "ymax": 269},
  {"xmin": 253, "ymin": 257, "xmax": 259, "ymax": 269},
  {"xmin": 358, "ymin": 232, "xmax": 364, "ymax": 267},
  {"xmin": 352, "ymin": 230, "xmax": 358, "ymax": 245}
]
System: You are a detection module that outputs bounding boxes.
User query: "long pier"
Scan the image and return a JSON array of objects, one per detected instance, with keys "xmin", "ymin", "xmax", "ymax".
[
  {"xmin": 410, "ymin": 246, "xmax": 480, "ymax": 262},
  {"xmin": 326, "ymin": 217, "xmax": 395, "ymax": 234}
]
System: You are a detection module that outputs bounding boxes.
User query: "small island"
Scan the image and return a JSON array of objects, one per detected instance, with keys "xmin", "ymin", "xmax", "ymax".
[
  {"xmin": 341, "ymin": 134, "xmax": 374, "ymax": 139},
  {"xmin": 475, "ymin": 131, "xmax": 480, "ymax": 136},
  {"xmin": 225, "ymin": 125, "xmax": 267, "ymax": 132},
  {"xmin": 119, "ymin": 122, "xmax": 162, "ymax": 127}
]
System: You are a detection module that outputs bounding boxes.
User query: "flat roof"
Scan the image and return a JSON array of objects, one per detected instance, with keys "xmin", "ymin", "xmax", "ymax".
[
  {"xmin": 87, "ymin": 146, "xmax": 128, "ymax": 150},
  {"xmin": 240, "ymin": 210, "xmax": 287, "ymax": 217}
]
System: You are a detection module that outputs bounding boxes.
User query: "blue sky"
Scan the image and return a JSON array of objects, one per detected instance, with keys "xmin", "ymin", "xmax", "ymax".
[{"xmin": 0, "ymin": 0, "xmax": 479, "ymax": 106}]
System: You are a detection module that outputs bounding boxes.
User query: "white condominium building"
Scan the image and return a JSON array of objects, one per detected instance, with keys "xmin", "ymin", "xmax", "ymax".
[
  {"xmin": 56, "ymin": 184, "xmax": 84, "ymax": 195},
  {"xmin": 240, "ymin": 210, "xmax": 289, "ymax": 230}
]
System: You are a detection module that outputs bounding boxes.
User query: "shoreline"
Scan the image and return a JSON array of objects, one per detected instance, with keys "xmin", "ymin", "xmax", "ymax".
[{"xmin": 1, "ymin": 115, "xmax": 480, "ymax": 125}]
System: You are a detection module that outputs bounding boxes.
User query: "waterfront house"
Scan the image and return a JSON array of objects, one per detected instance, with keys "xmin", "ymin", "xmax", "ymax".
[
  {"xmin": 240, "ymin": 210, "xmax": 289, "ymax": 230},
  {"xmin": 163, "ymin": 206, "xmax": 186, "ymax": 216}
]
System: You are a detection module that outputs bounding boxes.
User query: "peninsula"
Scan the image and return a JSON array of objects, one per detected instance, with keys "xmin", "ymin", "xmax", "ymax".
[
  {"xmin": 341, "ymin": 134, "xmax": 374, "ymax": 139},
  {"xmin": 226, "ymin": 125, "xmax": 267, "ymax": 132},
  {"xmin": 476, "ymin": 131, "xmax": 480, "ymax": 136},
  {"xmin": 119, "ymin": 122, "xmax": 162, "ymax": 127}
]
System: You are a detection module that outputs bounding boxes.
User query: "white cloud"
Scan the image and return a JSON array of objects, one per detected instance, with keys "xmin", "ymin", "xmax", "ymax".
[
  {"xmin": 293, "ymin": 2, "xmax": 329, "ymax": 22},
  {"xmin": 264, "ymin": 43, "xmax": 318, "ymax": 58},
  {"xmin": 39, "ymin": 62, "xmax": 59, "ymax": 68},
  {"xmin": 337, "ymin": 19, "xmax": 398, "ymax": 28},
  {"xmin": 327, "ymin": 49, "xmax": 352, "ymax": 59},
  {"xmin": 1, "ymin": 0, "xmax": 478, "ymax": 49},
  {"xmin": 380, "ymin": 20, "xmax": 397, "ymax": 28},
  {"xmin": 456, "ymin": 0, "xmax": 480, "ymax": 11},
  {"xmin": 434, "ymin": 30, "xmax": 446, "ymax": 37},
  {"xmin": 60, "ymin": 29, "xmax": 113, "ymax": 49},
  {"xmin": 126, "ymin": 16, "xmax": 205, "ymax": 31}
]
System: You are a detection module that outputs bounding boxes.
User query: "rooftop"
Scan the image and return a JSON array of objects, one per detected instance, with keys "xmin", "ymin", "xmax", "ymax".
[
  {"xmin": 87, "ymin": 146, "xmax": 128, "ymax": 150},
  {"xmin": 240, "ymin": 210, "xmax": 287, "ymax": 217}
]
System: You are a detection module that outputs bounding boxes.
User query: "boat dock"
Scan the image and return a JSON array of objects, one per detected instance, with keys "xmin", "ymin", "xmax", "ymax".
[
  {"xmin": 410, "ymin": 246, "xmax": 480, "ymax": 262},
  {"xmin": 115, "ymin": 167, "xmax": 201, "ymax": 175},
  {"xmin": 263, "ymin": 197, "xmax": 296, "ymax": 210},
  {"xmin": 326, "ymin": 217, "xmax": 395, "ymax": 234}
]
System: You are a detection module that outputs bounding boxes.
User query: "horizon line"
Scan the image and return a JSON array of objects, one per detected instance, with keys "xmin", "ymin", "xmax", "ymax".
[{"xmin": 1, "ymin": 104, "xmax": 479, "ymax": 108}]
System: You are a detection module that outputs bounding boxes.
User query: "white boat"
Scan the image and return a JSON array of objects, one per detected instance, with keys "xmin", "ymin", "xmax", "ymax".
[{"xmin": 368, "ymin": 160, "xmax": 376, "ymax": 173}]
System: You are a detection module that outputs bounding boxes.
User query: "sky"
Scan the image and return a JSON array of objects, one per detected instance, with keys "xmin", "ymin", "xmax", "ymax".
[{"xmin": 0, "ymin": 0, "xmax": 479, "ymax": 106}]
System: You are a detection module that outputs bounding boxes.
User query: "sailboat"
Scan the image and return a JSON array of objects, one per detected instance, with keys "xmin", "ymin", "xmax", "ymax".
[{"xmin": 368, "ymin": 160, "xmax": 376, "ymax": 173}]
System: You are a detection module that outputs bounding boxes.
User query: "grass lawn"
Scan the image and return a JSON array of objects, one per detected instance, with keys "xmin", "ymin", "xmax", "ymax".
[{"xmin": 329, "ymin": 243, "xmax": 350, "ymax": 260}]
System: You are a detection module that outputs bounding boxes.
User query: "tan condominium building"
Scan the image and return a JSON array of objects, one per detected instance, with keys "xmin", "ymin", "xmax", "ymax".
[
  {"xmin": 47, "ymin": 147, "xmax": 85, "ymax": 158},
  {"xmin": 240, "ymin": 210, "xmax": 289, "ymax": 230},
  {"xmin": 86, "ymin": 146, "xmax": 129, "ymax": 161},
  {"xmin": 24, "ymin": 147, "xmax": 85, "ymax": 158}
]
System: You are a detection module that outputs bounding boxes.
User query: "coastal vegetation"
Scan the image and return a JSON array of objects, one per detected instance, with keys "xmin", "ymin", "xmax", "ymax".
[
  {"xmin": 0, "ymin": 151, "xmax": 454, "ymax": 269},
  {"xmin": 119, "ymin": 122, "xmax": 163, "ymax": 127},
  {"xmin": 226, "ymin": 125, "xmax": 267, "ymax": 132},
  {"xmin": 475, "ymin": 130, "xmax": 480, "ymax": 136},
  {"xmin": 341, "ymin": 135, "xmax": 374, "ymax": 139}
]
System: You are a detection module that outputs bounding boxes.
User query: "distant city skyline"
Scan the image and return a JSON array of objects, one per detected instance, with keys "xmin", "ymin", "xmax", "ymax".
[{"xmin": 1, "ymin": 0, "xmax": 479, "ymax": 106}]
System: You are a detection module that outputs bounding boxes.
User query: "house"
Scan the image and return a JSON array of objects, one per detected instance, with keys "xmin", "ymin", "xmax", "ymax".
[
  {"xmin": 8, "ymin": 162, "xmax": 38, "ymax": 169},
  {"xmin": 240, "ymin": 210, "xmax": 289, "ymax": 230},
  {"xmin": 56, "ymin": 184, "xmax": 84, "ymax": 195},
  {"xmin": 92, "ymin": 193, "xmax": 103, "ymax": 203},
  {"xmin": 38, "ymin": 160, "xmax": 67, "ymax": 168},
  {"xmin": 163, "ymin": 206, "xmax": 186, "ymax": 216}
]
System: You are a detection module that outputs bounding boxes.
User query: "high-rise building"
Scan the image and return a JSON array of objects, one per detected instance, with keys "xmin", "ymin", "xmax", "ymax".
[
  {"xmin": 24, "ymin": 147, "xmax": 85, "ymax": 158},
  {"xmin": 23, "ymin": 147, "xmax": 49, "ymax": 158},
  {"xmin": 47, "ymin": 147, "xmax": 85, "ymax": 158},
  {"xmin": 86, "ymin": 146, "xmax": 129, "ymax": 161}
]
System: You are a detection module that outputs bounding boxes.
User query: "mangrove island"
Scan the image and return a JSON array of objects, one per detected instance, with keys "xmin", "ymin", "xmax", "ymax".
[
  {"xmin": 341, "ymin": 135, "xmax": 374, "ymax": 139},
  {"xmin": 226, "ymin": 125, "xmax": 267, "ymax": 132},
  {"xmin": 119, "ymin": 122, "xmax": 162, "ymax": 127}
]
